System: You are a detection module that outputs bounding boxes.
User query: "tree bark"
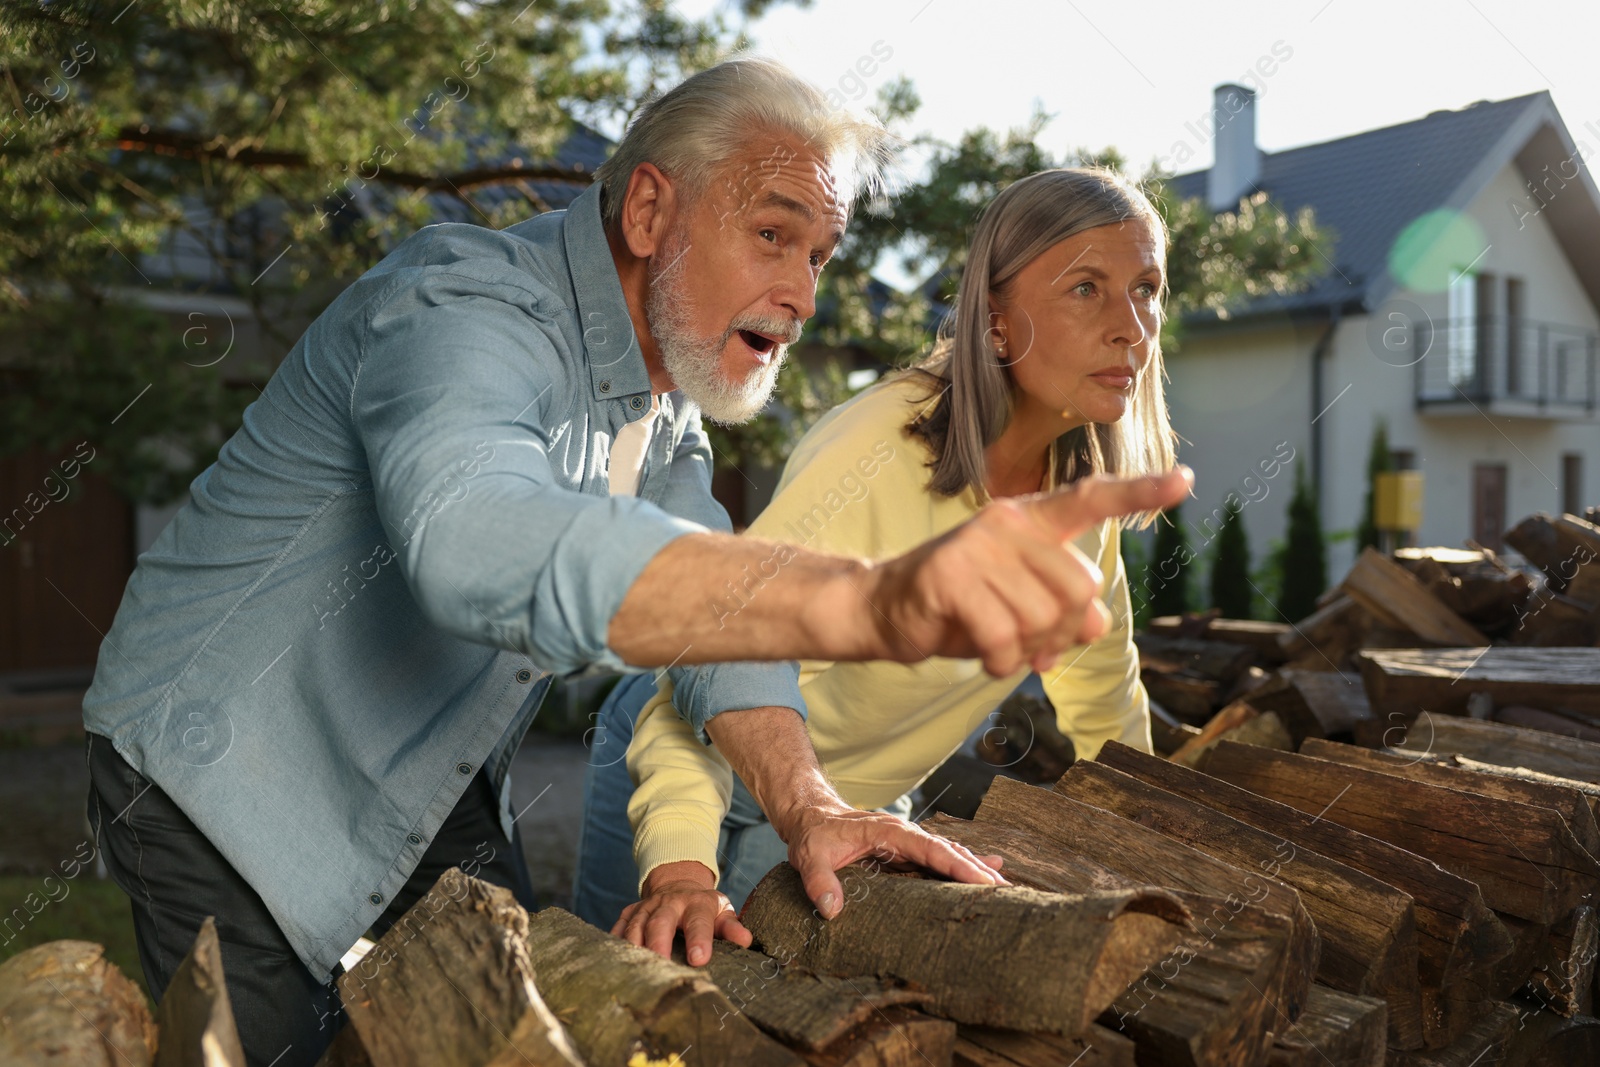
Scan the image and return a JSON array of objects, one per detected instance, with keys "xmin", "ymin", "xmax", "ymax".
[
  {"xmin": 154, "ymin": 917, "xmax": 245, "ymax": 1067},
  {"xmin": 976, "ymin": 776, "xmax": 1318, "ymax": 1023},
  {"xmin": 1054, "ymin": 760, "xmax": 1419, "ymax": 1046},
  {"xmin": 1376, "ymin": 711, "xmax": 1600, "ymax": 786},
  {"xmin": 1356, "ymin": 648, "xmax": 1600, "ymax": 720},
  {"xmin": 0, "ymin": 940, "xmax": 156, "ymax": 1067},
  {"xmin": 1205, "ymin": 741, "xmax": 1600, "ymax": 924},
  {"xmin": 1094, "ymin": 740, "xmax": 1513, "ymax": 1048},
  {"xmin": 336, "ymin": 869, "xmax": 583, "ymax": 1067},
  {"xmin": 1299, "ymin": 737, "xmax": 1600, "ymax": 860},
  {"xmin": 740, "ymin": 862, "xmax": 1189, "ymax": 1038},
  {"xmin": 524, "ymin": 906, "xmax": 804, "ymax": 1067},
  {"xmin": 693, "ymin": 938, "xmax": 929, "ymax": 1052}
]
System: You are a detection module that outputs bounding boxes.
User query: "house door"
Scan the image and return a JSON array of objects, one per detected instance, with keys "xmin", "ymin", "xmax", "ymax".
[
  {"xmin": 0, "ymin": 448, "xmax": 135, "ymax": 673},
  {"xmin": 1472, "ymin": 463, "xmax": 1508, "ymax": 551}
]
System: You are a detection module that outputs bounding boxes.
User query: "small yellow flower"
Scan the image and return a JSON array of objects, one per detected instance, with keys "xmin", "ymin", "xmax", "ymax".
[{"xmin": 627, "ymin": 1052, "xmax": 686, "ymax": 1067}]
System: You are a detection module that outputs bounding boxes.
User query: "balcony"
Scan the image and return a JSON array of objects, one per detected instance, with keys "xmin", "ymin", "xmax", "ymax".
[{"xmin": 1414, "ymin": 315, "xmax": 1598, "ymax": 417}]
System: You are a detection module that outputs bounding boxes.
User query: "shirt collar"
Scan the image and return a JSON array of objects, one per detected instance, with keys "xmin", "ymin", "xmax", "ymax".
[{"xmin": 561, "ymin": 182, "xmax": 653, "ymax": 407}]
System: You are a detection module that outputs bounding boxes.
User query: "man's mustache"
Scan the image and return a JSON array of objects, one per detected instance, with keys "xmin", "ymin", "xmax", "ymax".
[{"xmin": 728, "ymin": 314, "xmax": 803, "ymax": 346}]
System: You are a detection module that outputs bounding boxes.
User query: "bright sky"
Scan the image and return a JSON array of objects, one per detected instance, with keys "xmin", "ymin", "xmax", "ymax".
[{"xmin": 678, "ymin": 0, "xmax": 1600, "ymax": 189}]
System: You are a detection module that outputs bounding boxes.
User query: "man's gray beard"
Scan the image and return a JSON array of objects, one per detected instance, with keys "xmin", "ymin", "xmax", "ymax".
[{"xmin": 645, "ymin": 237, "xmax": 789, "ymax": 426}]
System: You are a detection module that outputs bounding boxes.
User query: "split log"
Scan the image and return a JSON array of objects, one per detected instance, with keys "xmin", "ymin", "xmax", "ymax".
[
  {"xmin": 1167, "ymin": 701, "xmax": 1288, "ymax": 769},
  {"xmin": 525, "ymin": 906, "xmax": 802, "ymax": 1066},
  {"xmin": 740, "ymin": 862, "xmax": 1189, "ymax": 1037},
  {"xmin": 924, "ymin": 812, "xmax": 1309, "ymax": 1065},
  {"xmin": 1379, "ymin": 711, "xmax": 1600, "ymax": 785},
  {"xmin": 1149, "ymin": 700, "xmax": 1204, "ymax": 756},
  {"xmin": 0, "ymin": 940, "xmax": 157, "ymax": 1067},
  {"xmin": 1491, "ymin": 914, "xmax": 1553, "ymax": 999},
  {"xmin": 1277, "ymin": 596, "xmax": 1367, "ymax": 666},
  {"xmin": 1204, "ymin": 742, "xmax": 1600, "ymax": 924},
  {"xmin": 954, "ymin": 1024, "xmax": 1135, "ymax": 1067},
  {"xmin": 1141, "ymin": 672, "xmax": 1222, "ymax": 724},
  {"xmin": 695, "ymin": 939, "xmax": 927, "ymax": 1052},
  {"xmin": 1247, "ymin": 670, "xmax": 1373, "ymax": 740},
  {"xmin": 977, "ymin": 777, "xmax": 1318, "ymax": 1018},
  {"xmin": 1095, "ymin": 741, "xmax": 1512, "ymax": 1046},
  {"xmin": 1357, "ymin": 647, "xmax": 1600, "ymax": 720},
  {"xmin": 1134, "ymin": 635, "xmax": 1258, "ymax": 684},
  {"xmin": 337, "ymin": 870, "xmax": 584, "ymax": 1067},
  {"xmin": 1504, "ymin": 512, "xmax": 1600, "ymax": 595},
  {"xmin": 1339, "ymin": 547, "xmax": 1490, "ymax": 646},
  {"xmin": 975, "ymin": 692, "xmax": 1075, "ymax": 783},
  {"xmin": 1390, "ymin": 1000, "xmax": 1520, "ymax": 1066},
  {"xmin": 803, "ymin": 1007, "xmax": 956, "ymax": 1067},
  {"xmin": 1054, "ymin": 760, "xmax": 1418, "ymax": 1043},
  {"xmin": 154, "ymin": 917, "xmax": 245, "ymax": 1067},
  {"xmin": 1265, "ymin": 984, "xmax": 1387, "ymax": 1067},
  {"xmin": 1507, "ymin": 589, "xmax": 1599, "ymax": 647},
  {"xmin": 1298, "ymin": 737, "xmax": 1600, "ymax": 860},
  {"xmin": 1496, "ymin": 704, "xmax": 1600, "ymax": 743},
  {"xmin": 1148, "ymin": 616, "xmax": 1292, "ymax": 662},
  {"xmin": 1526, "ymin": 906, "xmax": 1597, "ymax": 1018}
]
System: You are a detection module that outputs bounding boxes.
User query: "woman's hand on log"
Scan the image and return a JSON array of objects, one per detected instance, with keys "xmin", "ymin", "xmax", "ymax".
[
  {"xmin": 841, "ymin": 467, "xmax": 1192, "ymax": 676},
  {"xmin": 780, "ymin": 799, "xmax": 1008, "ymax": 921},
  {"xmin": 615, "ymin": 859, "xmax": 752, "ymax": 967}
]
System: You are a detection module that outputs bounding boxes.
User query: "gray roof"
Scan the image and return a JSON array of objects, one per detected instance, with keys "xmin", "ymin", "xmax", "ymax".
[{"xmin": 1168, "ymin": 90, "xmax": 1600, "ymax": 323}]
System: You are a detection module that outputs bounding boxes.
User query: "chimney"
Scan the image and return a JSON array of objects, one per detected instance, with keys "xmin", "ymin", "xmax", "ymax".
[{"xmin": 1207, "ymin": 83, "xmax": 1260, "ymax": 212}]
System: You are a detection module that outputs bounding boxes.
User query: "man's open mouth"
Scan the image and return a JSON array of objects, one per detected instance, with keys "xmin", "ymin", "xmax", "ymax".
[{"xmin": 738, "ymin": 329, "xmax": 780, "ymax": 357}]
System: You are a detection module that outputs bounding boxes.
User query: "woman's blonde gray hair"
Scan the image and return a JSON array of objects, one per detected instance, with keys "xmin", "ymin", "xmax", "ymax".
[
  {"xmin": 906, "ymin": 166, "xmax": 1177, "ymax": 529},
  {"xmin": 594, "ymin": 56, "xmax": 894, "ymax": 227}
]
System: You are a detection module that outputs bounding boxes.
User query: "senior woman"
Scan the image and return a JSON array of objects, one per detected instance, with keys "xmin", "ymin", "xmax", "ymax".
[{"xmin": 572, "ymin": 166, "xmax": 1179, "ymax": 962}]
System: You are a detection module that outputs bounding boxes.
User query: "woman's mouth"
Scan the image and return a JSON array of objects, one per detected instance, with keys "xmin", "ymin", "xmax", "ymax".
[{"xmin": 1089, "ymin": 367, "xmax": 1136, "ymax": 390}]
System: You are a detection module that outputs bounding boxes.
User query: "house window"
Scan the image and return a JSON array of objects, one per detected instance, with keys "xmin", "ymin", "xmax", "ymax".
[
  {"xmin": 1473, "ymin": 463, "xmax": 1508, "ymax": 550},
  {"xmin": 1506, "ymin": 277, "xmax": 1526, "ymax": 396},
  {"xmin": 1448, "ymin": 270, "xmax": 1479, "ymax": 391},
  {"xmin": 1563, "ymin": 453, "xmax": 1584, "ymax": 516}
]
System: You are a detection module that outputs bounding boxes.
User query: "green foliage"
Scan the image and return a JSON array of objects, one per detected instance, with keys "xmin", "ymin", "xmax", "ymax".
[
  {"xmin": 1209, "ymin": 498, "xmax": 1253, "ymax": 619},
  {"xmin": 1357, "ymin": 418, "xmax": 1392, "ymax": 552},
  {"xmin": 1277, "ymin": 461, "xmax": 1327, "ymax": 622},
  {"xmin": 1148, "ymin": 506, "xmax": 1192, "ymax": 619},
  {"xmin": 0, "ymin": 0, "xmax": 775, "ymax": 501},
  {"xmin": 1, "ymin": 2, "xmax": 1331, "ymax": 495}
]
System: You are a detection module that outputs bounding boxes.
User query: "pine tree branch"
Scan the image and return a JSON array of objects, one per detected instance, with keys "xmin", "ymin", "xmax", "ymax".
[{"xmin": 109, "ymin": 126, "xmax": 596, "ymax": 190}]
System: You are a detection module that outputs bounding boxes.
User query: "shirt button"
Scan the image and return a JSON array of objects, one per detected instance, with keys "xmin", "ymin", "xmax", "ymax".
[
  {"xmin": 456, "ymin": 762, "xmax": 472, "ymax": 776},
  {"xmin": 629, "ymin": 395, "xmax": 645, "ymax": 411},
  {"xmin": 368, "ymin": 892, "xmax": 382, "ymax": 906},
  {"xmin": 515, "ymin": 668, "xmax": 533, "ymax": 683},
  {"xmin": 598, "ymin": 379, "xmax": 611, "ymax": 393},
  {"xmin": 407, "ymin": 833, "xmax": 422, "ymax": 845}
]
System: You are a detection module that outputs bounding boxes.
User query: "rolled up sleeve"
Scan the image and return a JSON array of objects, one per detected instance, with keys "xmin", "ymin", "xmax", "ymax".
[{"xmin": 352, "ymin": 266, "xmax": 702, "ymax": 675}]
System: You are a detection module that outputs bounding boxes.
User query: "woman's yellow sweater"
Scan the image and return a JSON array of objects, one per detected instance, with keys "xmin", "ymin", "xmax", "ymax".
[{"xmin": 626, "ymin": 374, "xmax": 1151, "ymax": 882}]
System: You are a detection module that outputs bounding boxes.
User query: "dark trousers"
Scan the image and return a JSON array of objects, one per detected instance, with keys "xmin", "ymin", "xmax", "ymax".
[{"xmin": 86, "ymin": 732, "xmax": 537, "ymax": 1067}]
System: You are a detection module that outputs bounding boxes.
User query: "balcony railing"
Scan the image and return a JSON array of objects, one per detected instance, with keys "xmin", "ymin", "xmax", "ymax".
[{"xmin": 1414, "ymin": 315, "xmax": 1598, "ymax": 413}]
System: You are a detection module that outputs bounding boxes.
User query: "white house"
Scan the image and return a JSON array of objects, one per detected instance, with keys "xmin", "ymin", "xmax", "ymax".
[{"xmin": 1163, "ymin": 86, "xmax": 1600, "ymax": 591}]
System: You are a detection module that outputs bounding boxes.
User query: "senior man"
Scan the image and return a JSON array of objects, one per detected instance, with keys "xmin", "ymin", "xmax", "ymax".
[{"xmin": 83, "ymin": 56, "xmax": 1187, "ymax": 1064}]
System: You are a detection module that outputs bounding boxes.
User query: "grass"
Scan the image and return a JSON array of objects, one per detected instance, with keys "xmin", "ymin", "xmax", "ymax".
[{"xmin": 0, "ymin": 874, "xmax": 151, "ymax": 1004}]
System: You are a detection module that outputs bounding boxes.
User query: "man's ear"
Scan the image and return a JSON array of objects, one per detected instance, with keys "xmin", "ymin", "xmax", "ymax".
[{"xmin": 618, "ymin": 162, "xmax": 680, "ymax": 259}]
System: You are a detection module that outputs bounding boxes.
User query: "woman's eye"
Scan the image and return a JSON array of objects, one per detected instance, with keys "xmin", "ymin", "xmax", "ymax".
[
  {"xmin": 1075, "ymin": 282, "xmax": 1096, "ymax": 297},
  {"xmin": 1136, "ymin": 282, "xmax": 1158, "ymax": 298}
]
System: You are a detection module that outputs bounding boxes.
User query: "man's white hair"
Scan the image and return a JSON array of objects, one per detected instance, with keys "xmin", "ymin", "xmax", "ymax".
[{"xmin": 595, "ymin": 55, "xmax": 894, "ymax": 225}]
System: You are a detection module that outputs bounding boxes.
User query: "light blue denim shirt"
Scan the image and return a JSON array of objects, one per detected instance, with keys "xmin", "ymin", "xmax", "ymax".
[{"xmin": 82, "ymin": 182, "xmax": 804, "ymax": 980}]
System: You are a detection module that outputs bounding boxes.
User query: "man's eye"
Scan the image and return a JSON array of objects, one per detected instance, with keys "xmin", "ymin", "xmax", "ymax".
[
  {"xmin": 758, "ymin": 228, "xmax": 778, "ymax": 243},
  {"xmin": 810, "ymin": 251, "xmax": 825, "ymax": 268}
]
